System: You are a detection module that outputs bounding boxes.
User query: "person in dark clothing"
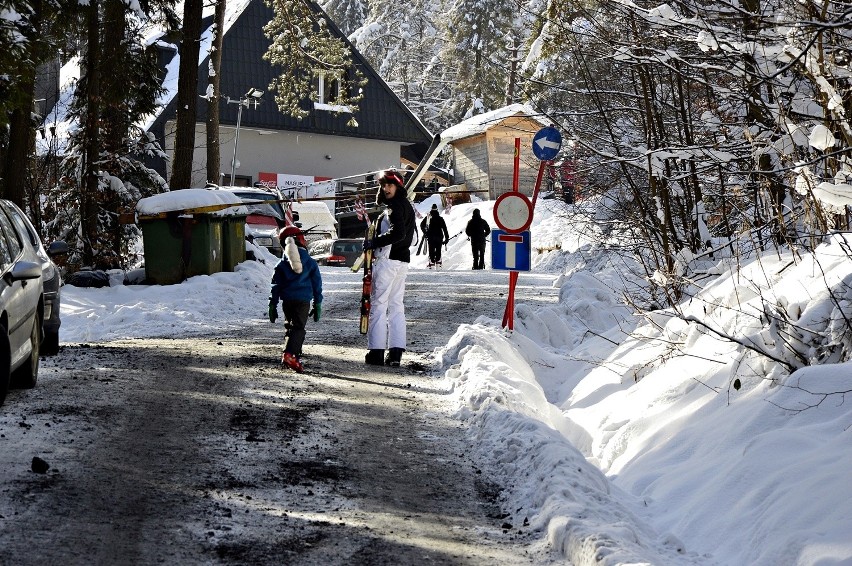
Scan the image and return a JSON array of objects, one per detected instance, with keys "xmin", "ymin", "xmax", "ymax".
[
  {"xmin": 269, "ymin": 226, "xmax": 323, "ymax": 373},
  {"xmin": 425, "ymin": 208, "xmax": 449, "ymax": 268},
  {"xmin": 465, "ymin": 208, "xmax": 491, "ymax": 270},
  {"xmin": 420, "ymin": 203, "xmax": 438, "ymax": 236},
  {"xmin": 363, "ymin": 169, "xmax": 416, "ymax": 367}
]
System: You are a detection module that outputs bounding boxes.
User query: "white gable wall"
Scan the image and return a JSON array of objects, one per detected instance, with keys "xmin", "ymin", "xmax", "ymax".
[{"xmin": 163, "ymin": 121, "xmax": 404, "ymax": 188}]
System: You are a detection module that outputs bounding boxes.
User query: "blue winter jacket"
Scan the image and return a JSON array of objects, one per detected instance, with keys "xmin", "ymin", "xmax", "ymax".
[{"xmin": 270, "ymin": 246, "xmax": 323, "ymax": 306}]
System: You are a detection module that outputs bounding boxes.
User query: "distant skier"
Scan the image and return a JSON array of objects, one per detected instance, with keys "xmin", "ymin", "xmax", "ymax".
[
  {"xmin": 425, "ymin": 208, "xmax": 449, "ymax": 268},
  {"xmin": 419, "ymin": 203, "xmax": 438, "ymax": 253},
  {"xmin": 420, "ymin": 203, "xmax": 438, "ymax": 233},
  {"xmin": 269, "ymin": 226, "xmax": 323, "ymax": 373},
  {"xmin": 465, "ymin": 208, "xmax": 491, "ymax": 270}
]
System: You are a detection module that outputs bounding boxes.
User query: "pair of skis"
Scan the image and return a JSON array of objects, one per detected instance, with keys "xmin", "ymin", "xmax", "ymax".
[
  {"xmin": 358, "ymin": 220, "xmax": 376, "ymax": 334},
  {"xmin": 352, "ymin": 196, "xmax": 376, "ymax": 334}
]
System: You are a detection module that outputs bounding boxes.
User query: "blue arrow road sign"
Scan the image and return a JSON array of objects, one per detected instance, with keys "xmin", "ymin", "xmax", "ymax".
[{"xmin": 532, "ymin": 126, "xmax": 562, "ymax": 161}]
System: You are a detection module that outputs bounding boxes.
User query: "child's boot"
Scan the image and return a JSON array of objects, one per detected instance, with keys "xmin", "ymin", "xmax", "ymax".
[{"xmin": 281, "ymin": 352, "xmax": 304, "ymax": 373}]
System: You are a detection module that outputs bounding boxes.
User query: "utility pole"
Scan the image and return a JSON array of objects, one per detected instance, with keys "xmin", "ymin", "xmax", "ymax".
[{"xmin": 225, "ymin": 88, "xmax": 263, "ymax": 186}]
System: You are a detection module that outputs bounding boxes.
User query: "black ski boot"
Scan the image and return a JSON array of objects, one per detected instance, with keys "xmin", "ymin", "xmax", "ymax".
[
  {"xmin": 365, "ymin": 349, "xmax": 385, "ymax": 365},
  {"xmin": 385, "ymin": 347, "xmax": 404, "ymax": 367}
]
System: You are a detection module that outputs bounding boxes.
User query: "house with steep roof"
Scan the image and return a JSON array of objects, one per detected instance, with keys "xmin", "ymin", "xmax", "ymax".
[{"xmin": 147, "ymin": 0, "xmax": 432, "ymax": 194}]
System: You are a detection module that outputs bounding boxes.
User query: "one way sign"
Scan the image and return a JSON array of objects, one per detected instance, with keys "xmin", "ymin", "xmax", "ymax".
[{"xmin": 532, "ymin": 126, "xmax": 562, "ymax": 161}]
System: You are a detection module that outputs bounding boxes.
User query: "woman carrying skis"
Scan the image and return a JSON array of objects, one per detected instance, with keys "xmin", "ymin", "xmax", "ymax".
[{"xmin": 362, "ymin": 169, "xmax": 416, "ymax": 367}]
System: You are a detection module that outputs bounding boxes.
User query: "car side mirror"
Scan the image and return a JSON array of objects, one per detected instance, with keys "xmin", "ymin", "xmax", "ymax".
[
  {"xmin": 6, "ymin": 260, "xmax": 42, "ymax": 284},
  {"xmin": 47, "ymin": 240, "xmax": 69, "ymax": 257}
]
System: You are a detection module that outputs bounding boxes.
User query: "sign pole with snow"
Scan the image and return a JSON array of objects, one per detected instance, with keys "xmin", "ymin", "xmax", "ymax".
[{"xmin": 493, "ymin": 139, "xmax": 533, "ymax": 331}]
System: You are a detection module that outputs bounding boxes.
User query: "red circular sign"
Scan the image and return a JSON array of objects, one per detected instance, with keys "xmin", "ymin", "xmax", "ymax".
[{"xmin": 493, "ymin": 192, "xmax": 533, "ymax": 233}]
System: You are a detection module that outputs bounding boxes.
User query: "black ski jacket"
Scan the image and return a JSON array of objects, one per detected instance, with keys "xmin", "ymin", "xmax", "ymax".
[
  {"xmin": 373, "ymin": 187, "xmax": 415, "ymax": 262},
  {"xmin": 466, "ymin": 215, "xmax": 490, "ymax": 244},
  {"xmin": 426, "ymin": 211, "xmax": 449, "ymax": 243}
]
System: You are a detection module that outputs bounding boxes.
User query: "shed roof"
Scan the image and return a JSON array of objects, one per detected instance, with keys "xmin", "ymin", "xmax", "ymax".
[{"xmin": 440, "ymin": 103, "xmax": 550, "ymax": 143}]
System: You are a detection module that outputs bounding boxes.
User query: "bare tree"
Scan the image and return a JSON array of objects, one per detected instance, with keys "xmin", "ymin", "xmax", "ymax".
[
  {"xmin": 206, "ymin": 0, "xmax": 226, "ymax": 185},
  {"xmin": 170, "ymin": 0, "xmax": 204, "ymax": 189}
]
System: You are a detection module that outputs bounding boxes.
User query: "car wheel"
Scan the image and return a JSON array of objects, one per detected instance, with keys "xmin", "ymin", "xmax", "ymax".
[
  {"xmin": 11, "ymin": 317, "xmax": 40, "ymax": 389},
  {"xmin": 41, "ymin": 330, "xmax": 60, "ymax": 356},
  {"xmin": 0, "ymin": 323, "xmax": 11, "ymax": 407}
]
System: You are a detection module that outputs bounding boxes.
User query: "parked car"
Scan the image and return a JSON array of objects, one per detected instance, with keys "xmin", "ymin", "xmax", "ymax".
[
  {"xmin": 308, "ymin": 238, "xmax": 363, "ymax": 267},
  {"xmin": 0, "ymin": 201, "xmax": 68, "ymax": 355},
  {"xmin": 0, "ymin": 200, "xmax": 51, "ymax": 406},
  {"xmin": 219, "ymin": 186, "xmax": 286, "ymax": 257}
]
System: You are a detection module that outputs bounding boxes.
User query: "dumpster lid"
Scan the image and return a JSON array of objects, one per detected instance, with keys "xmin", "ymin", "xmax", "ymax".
[{"xmin": 136, "ymin": 189, "xmax": 249, "ymax": 217}]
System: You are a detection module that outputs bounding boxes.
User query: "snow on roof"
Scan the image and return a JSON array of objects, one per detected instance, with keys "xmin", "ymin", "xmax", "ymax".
[
  {"xmin": 136, "ymin": 188, "xmax": 248, "ymax": 216},
  {"xmin": 440, "ymin": 103, "xmax": 550, "ymax": 143}
]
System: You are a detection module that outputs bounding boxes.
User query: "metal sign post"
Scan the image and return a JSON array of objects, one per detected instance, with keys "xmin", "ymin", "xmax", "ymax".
[
  {"xmin": 493, "ymin": 138, "xmax": 534, "ymax": 330},
  {"xmin": 493, "ymin": 128, "xmax": 562, "ymax": 331}
]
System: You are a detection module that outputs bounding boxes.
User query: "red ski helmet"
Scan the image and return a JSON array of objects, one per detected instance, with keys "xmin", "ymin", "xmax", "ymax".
[
  {"xmin": 278, "ymin": 225, "xmax": 306, "ymax": 246},
  {"xmin": 378, "ymin": 169, "xmax": 405, "ymax": 189}
]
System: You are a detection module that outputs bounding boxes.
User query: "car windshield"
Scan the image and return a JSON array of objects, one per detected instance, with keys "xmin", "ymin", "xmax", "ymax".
[
  {"xmin": 333, "ymin": 241, "xmax": 361, "ymax": 253},
  {"xmin": 309, "ymin": 241, "xmax": 333, "ymax": 255},
  {"xmin": 234, "ymin": 192, "xmax": 285, "ymax": 221}
]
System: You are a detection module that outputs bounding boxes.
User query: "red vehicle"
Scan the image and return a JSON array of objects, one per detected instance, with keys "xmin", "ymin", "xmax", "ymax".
[{"xmin": 308, "ymin": 238, "xmax": 363, "ymax": 267}]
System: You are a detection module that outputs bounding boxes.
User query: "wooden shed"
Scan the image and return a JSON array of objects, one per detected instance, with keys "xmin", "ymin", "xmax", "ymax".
[{"xmin": 443, "ymin": 104, "xmax": 550, "ymax": 200}]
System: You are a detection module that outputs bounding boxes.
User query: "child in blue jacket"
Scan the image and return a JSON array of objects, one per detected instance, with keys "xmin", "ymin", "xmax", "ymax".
[{"xmin": 269, "ymin": 226, "xmax": 323, "ymax": 373}]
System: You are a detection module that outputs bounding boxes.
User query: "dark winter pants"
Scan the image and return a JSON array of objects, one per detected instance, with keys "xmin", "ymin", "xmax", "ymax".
[
  {"xmin": 471, "ymin": 241, "xmax": 486, "ymax": 270},
  {"xmin": 282, "ymin": 299, "xmax": 310, "ymax": 356},
  {"xmin": 427, "ymin": 238, "xmax": 443, "ymax": 264}
]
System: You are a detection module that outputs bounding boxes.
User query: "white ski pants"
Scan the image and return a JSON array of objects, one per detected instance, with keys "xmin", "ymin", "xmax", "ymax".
[{"xmin": 367, "ymin": 258, "xmax": 409, "ymax": 350}]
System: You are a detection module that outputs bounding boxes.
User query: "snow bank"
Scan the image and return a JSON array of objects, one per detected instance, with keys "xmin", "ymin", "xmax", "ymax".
[{"xmin": 436, "ymin": 207, "xmax": 852, "ymax": 565}]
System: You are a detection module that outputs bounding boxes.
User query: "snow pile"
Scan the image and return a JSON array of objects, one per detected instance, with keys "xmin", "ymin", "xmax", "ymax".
[{"xmin": 434, "ymin": 201, "xmax": 852, "ymax": 565}]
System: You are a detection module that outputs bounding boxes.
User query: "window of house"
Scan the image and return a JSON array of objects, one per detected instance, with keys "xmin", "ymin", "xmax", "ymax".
[
  {"xmin": 313, "ymin": 72, "xmax": 351, "ymax": 113},
  {"xmin": 220, "ymin": 174, "xmax": 252, "ymax": 187}
]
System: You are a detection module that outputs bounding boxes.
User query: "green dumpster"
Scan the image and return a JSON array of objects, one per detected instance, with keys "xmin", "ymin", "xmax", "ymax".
[
  {"xmin": 221, "ymin": 215, "xmax": 247, "ymax": 272},
  {"xmin": 140, "ymin": 214, "xmax": 224, "ymax": 284},
  {"xmin": 136, "ymin": 188, "xmax": 246, "ymax": 284}
]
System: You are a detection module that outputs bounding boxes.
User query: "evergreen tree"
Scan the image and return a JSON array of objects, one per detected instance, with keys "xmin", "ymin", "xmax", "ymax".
[
  {"xmin": 438, "ymin": 0, "xmax": 517, "ymax": 121},
  {"xmin": 0, "ymin": 0, "xmax": 71, "ymax": 207},
  {"xmin": 348, "ymin": 0, "xmax": 461, "ymax": 132},
  {"xmin": 50, "ymin": 0, "xmax": 173, "ymax": 269}
]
